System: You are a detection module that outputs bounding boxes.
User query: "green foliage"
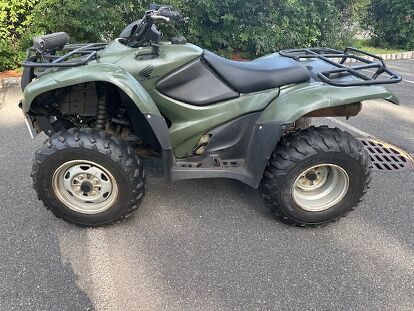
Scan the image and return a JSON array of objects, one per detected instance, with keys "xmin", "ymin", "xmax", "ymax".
[
  {"xmin": 0, "ymin": 38, "xmax": 24, "ymax": 71},
  {"xmin": 165, "ymin": 0, "xmax": 361, "ymax": 56},
  {"xmin": 0, "ymin": 0, "xmax": 38, "ymax": 71},
  {"xmin": 364, "ymin": 0, "xmax": 414, "ymax": 50},
  {"xmin": 354, "ymin": 39, "xmax": 405, "ymax": 55},
  {"xmin": 4, "ymin": 0, "xmax": 409, "ymax": 72},
  {"xmin": 32, "ymin": 0, "xmax": 155, "ymax": 43},
  {"xmin": 33, "ymin": 0, "xmax": 123, "ymax": 42}
]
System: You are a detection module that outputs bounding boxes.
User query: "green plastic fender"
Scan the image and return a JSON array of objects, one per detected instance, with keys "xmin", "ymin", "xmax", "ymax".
[
  {"xmin": 21, "ymin": 63, "xmax": 161, "ymax": 115},
  {"xmin": 259, "ymin": 82, "xmax": 399, "ymax": 123},
  {"xmin": 22, "ymin": 63, "xmax": 172, "ymax": 149}
]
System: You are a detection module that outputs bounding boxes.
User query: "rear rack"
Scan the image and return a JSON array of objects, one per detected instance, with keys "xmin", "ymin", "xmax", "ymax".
[
  {"xmin": 279, "ymin": 47, "xmax": 401, "ymax": 87},
  {"xmin": 22, "ymin": 43, "xmax": 107, "ymax": 69}
]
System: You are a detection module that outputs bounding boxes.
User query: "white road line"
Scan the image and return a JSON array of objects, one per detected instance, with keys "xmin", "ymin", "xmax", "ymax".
[
  {"xmin": 360, "ymin": 68, "xmax": 414, "ymax": 84},
  {"xmin": 401, "ymin": 79, "xmax": 414, "ymax": 84},
  {"xmin": 327, "ymin": 114, "xmax": 414, "ymax": 157},
  {"xmin": 326, "ymin": 117, "xmax": 375, "ymax": 138},
  {"xmin": 382, "ymin": 66, "xmax": 414, "ymax": 84}
]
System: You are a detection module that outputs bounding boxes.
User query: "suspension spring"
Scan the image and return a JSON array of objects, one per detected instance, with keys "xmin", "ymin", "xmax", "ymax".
[{"xmin": 96, "ymin": 85, "xmax": 107, "ymax": 130}]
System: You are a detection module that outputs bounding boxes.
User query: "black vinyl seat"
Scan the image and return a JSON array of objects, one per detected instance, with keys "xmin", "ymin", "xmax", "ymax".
[{"xmin": 203, "ymin": 50, "xmax": 310, "ymax": 93}]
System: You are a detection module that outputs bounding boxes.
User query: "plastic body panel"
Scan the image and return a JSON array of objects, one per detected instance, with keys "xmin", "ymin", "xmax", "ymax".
[
  {"xmin": 260, "ymin": 82, "xmax": 399, "ymax": 123},
  {"xmin": 22, "ymin": 63, "xmax": 160, "ymax": 114},
  {"xmin": 148, "ymin": 88, "xmax": 280, "ymax": 158},
  {"xmin": 22, "ymin": 63, "xmax": 172, "ymax": 151},
  {"xmin": 157, "ymin": 59, "xmax": 239, "ymax": 105},
  {"xmin": 22, "ymin": 40, "xmax": 203, "ymax": 112},
  {"xmin": 112, "ymin": 41, "xmax": 203, "ymax": 91},
  {"xmin": 169, "ymin": 115, "xmax": 285, "ymax": 188}
]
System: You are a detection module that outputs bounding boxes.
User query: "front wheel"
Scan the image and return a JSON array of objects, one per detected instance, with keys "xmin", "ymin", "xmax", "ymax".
[
  {"xmin": 32, "ymin": 128, "xmax": 146, "ymax": 227},
  {"xmin": 260, "ymin": 126, "xmax": 372, "ymax": 226}
]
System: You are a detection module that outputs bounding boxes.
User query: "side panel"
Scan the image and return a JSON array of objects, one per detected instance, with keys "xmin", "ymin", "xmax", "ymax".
[
  {"xmin": 148, "ymin": 88, "xmax": 280, "ymax": 158},
  {"xmin": 169, "ymin": 113, "xmax": 284, "ymax": 188},
  {"xmin": 156, "ymin": 59, "xmax": 239, "ymax": 106},
  {"xmin": 260, "ymin": 82, "xmax": 399, "ymax": 123}
]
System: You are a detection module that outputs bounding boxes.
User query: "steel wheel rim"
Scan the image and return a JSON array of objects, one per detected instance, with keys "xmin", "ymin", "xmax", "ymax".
[
  {"xmin": 52, "ymin": 160, "xmax": 118, "ymax": 214},
  {"xmin": 292, "ymin": 164, "xmax": 349, "ymax": 212}
]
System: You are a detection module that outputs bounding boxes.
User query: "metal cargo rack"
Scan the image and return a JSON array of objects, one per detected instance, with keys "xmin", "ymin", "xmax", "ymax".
[
  {"xmin": 279, "ymin": 47, "xmax": 402, "ymax": 87},
  {"xmin": 22, "ymin": 43, "xmax": 108, "ymax": 69}
]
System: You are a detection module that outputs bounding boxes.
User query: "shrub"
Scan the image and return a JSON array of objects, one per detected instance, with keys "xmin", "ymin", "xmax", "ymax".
[
  {"xmin": 365, "ymin": 0, "xmax": 414, "ymax": 50},
  {"xmin": 166, "ymin": 0, "xmax": 361, "ymax": 56},
  {"xmin": 0, "ymin": 0, "xmax": 365, "ymax": 71},
  {"xmin": 0, "ymin": 0, "xmax": 38, "ymax": 71},
  {"xmin": 0, "ymin": 39, "xmax": 24, "ymax": 71},
  {"xmin": 32, "ymin": 0, "xmax": 152, "ymax": 43},
  {"xmin": 30, "ymin": 0, "xmax": 362, "ymax": 55}
]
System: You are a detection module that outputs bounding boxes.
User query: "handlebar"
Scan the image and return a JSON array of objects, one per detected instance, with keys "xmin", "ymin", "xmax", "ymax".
[
  {"xmin": 158, "ymin": 8, "xmax": 181, "ymax": 21},
  {"xmin": 150, "ymin": 15, "xmax": 171, "ymax": 22},
  {"xmin": 148, "ymin": 4, "xmax": 182, "ymax": 22},
  {"xmin": 125, "ymin": 4, "xmax": 182, "ymax": 48}
]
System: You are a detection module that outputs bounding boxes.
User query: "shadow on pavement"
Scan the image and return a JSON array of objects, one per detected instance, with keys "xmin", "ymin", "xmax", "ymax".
[{"xmin": 0, "ymin": 88, "xmax": 95, "ymax": 310}]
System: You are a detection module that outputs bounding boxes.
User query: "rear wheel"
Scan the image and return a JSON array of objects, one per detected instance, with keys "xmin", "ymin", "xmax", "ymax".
[
  {"xmin": 260, "ymin": 126, "xmax": 371, "ymax": 226},
  {"xmin": 32, "ymin": 128, "xmax": 146, "ymax": 227}
]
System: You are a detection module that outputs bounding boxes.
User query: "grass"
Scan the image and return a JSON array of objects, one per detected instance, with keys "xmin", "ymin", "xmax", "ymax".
[{"xmin": 353, "ymin": 39, "xmax": 407, "ymax": 55}]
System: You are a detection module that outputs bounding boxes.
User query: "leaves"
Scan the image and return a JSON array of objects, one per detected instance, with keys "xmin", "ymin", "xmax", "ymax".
[
  {"xmin": 0, "ymin": 0, "xmax": 39, "ymax": 70},
  {"xmin": 364, "ymin": 0, "xmax": 414, "ymax": 50},
  {"xmin": 2, "ymin": 0, "xmax": 410, "ymax": 71},
  {"xmin": 164, "ymin": 0, "xmax": 360, "ymax": 55}
]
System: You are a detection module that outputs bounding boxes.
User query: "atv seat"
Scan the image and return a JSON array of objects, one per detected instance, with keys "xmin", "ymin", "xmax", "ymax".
[{"xmin": 203, "ymin": 50, "xmax": 310, "ymax": 93}]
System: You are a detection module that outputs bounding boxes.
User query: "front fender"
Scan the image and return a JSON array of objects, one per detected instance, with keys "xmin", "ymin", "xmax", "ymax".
[
  {"xmin": 22, "ymin": 63, "xmax": 172, "ymax": 150},
  {"xmin": 22, "ymin": 63, "xmax": 160, "ymax": 115},
  {"xmin": 259, "ymin": 82, "xmax": 399, "ymax": 123}
]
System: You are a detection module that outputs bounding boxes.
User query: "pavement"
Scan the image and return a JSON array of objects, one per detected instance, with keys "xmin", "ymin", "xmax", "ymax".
[{"xmin": 0, "ymin": 60, "xmax": 413, "ymax": 311}]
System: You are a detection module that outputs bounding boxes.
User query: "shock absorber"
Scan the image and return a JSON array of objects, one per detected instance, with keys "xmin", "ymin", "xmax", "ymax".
[{"xmin": 96, "ymin": 85, "xmax": 107, "ymax": 130}]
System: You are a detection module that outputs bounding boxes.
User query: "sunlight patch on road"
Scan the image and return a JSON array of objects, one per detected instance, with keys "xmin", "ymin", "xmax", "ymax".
[
  {"xmin": 331, "ymin": 218, "xmax": 414, "ymax": 307},
  {"xmin": 85, "ymin": 228, "xmax": 121, "ymax": 311},
  {"xmin": 363, "ymin": 100, "xmax": 414, "ymax": 125},
  {"xmin": 0, "ymin": 88, "xmax": 25, "ymax": 128},
  {"xmin": 56, "ymin": 225, "xmax": 167, "ymax": 311}
]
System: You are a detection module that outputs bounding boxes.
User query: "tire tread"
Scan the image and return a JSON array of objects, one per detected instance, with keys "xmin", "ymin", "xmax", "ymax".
[
  {"xmin": 31, "ymin": 128, "xmax": 146, "ymax": 227},
  {"xmin": 260, "ymin": 126, "xmax": 372, "ymax": 227}
]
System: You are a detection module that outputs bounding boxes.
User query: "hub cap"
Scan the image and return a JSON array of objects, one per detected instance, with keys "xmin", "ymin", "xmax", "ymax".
[
  {"xmin": 52, "ymin": 160, "xmax": 118, "ymax": 214},
  {"xmin": 292, "ymin": 164, "xmax": 349, "ymax": 212}
]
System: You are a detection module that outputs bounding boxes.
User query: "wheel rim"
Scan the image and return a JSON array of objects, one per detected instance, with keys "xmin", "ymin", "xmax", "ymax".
[
  {"xmin": 52, "ymin": 160, "xmax": 118, "ymax": 214},
  {"xmin": 292, "ymin": 164, "xmax": 349, "ymax": 212}
]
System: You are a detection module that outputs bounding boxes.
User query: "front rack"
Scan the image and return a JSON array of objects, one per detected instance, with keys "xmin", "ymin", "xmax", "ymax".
[
  {"xmin": 22, "ymin": 43, "xmax": 107, "ymax": 69},
  {"xmin": 279, "ymin": 47, "xmax": 401, "ymax": 87}
]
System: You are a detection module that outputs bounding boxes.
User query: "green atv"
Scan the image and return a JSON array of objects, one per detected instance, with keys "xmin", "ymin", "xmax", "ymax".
[{"xmin": 20, "ymin": 4, "xmax": 401, "ymax": 227}]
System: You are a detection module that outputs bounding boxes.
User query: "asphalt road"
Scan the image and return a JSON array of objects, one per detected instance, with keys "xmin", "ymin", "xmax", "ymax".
[{"xmin": 1, "ymin": 60, "xmax": 413, "ymax": 311}]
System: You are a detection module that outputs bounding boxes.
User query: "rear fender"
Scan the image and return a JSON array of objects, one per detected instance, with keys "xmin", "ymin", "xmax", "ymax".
[
  {"xmin": 259, "ymin": 82, "xmax": 399, "ymax": 123},
  {"xmin": 22, "ymin": 63, "xmax": 171, "ymax": 149}
]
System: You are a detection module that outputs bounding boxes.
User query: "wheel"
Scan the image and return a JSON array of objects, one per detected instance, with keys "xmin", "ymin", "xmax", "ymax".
[
  {"xmin": 260, "ymin": 126, "xmax": 371, "ymax": 226},
  {"xmin": 32, "ymin": 128, "xmax": 146, "ymax": 227}
]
